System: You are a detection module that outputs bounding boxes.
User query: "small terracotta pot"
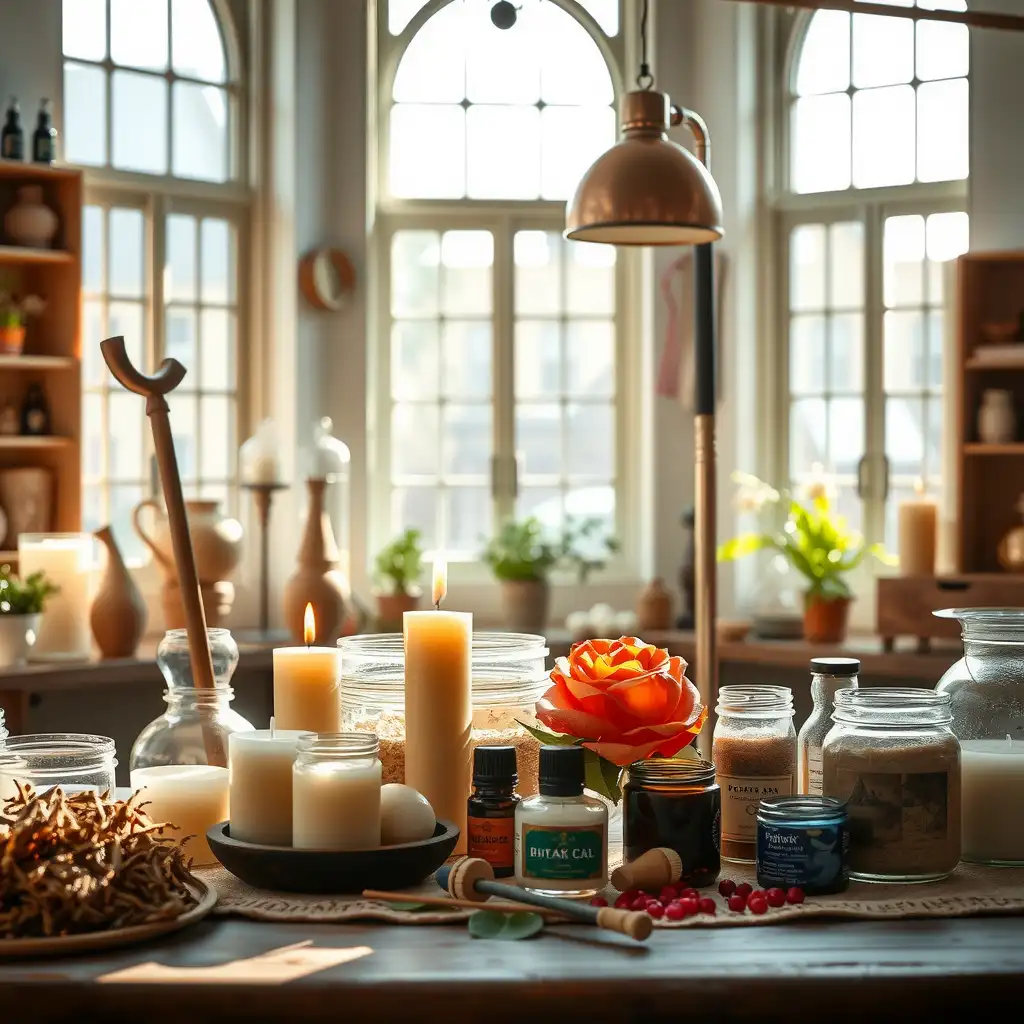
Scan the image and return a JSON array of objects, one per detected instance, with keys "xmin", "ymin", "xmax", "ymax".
[
  {"xmin": 500, "ymin": 579, "xmax": 550, "ymax": 632},
  {"xmin": 0, "ymin": 325, "xmax": 25, "ymax": 355},
  {"xmin": 803, "ymin": 593, "xmax": 851, "ymax": 644},
  {"xmin": 376, "ymin": 590, "xmax": 421, "ymax": 630}
]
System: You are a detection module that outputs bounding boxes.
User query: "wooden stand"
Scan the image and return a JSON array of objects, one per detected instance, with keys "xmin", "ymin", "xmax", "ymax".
[{"xmin": 241, "ymin": 481, "xmax": 289, "ymax": 634}]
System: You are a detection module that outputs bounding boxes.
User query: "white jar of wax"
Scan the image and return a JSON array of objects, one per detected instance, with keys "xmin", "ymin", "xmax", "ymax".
[{"xmin": 292, "ymin": 732, "xmax": 382, "ymax": 850}]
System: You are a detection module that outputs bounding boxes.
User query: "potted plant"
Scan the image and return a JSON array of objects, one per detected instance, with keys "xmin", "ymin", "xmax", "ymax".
[
  {"xmin": 0, "ymin": 564, "xmax": 58, "ymax": 667},
  {"xmin": 482, "ymin": 516, "xmax": 619, "ymax": 632},
  {"xmin": 718, "ymin": 468, "xmax": 893, "ymax": 644},
  {"xmin": 0, "ymin": 287, "xmax": 45, "ymax": 356},
  {"xmin": 374, "ymin": 528, "xmax": 424, "ymax": 629}
]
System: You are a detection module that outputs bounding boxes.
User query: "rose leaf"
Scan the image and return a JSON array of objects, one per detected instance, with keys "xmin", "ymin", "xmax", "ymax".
[
  {"xmin": 468, "ymin": 910, "xmax": 545, "ymax": 940},
  {"xmin": 516, "ymin": 721, "xmax": 581, "ymax": 748},
  {"xmin": 582, "ymin": 748, "xmax": 623, "ymax": 805}
]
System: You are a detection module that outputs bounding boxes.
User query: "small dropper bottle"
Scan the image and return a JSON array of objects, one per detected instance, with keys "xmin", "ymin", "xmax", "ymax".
[
  {"xmin": 1, "ymin": 98, "xmax": 24, "ymax": 161},
  {"xmin": 467, "ymin": 745, "xmax": 520, "ymax": 878}
]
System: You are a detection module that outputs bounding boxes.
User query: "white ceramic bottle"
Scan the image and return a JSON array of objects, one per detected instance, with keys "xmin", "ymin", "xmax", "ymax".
[{"xmin": 978, "ymin": 389, "xmax": 1017, "ymax": 444}]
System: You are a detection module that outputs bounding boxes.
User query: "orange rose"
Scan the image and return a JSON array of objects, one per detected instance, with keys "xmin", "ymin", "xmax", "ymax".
[{"xmin": 535, "ymin": 636, "xmax": 707, "ymax": 766}]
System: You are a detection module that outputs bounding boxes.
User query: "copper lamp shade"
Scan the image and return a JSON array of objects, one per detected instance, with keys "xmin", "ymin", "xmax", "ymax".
[{"xmin": 566, "ymin": 90, "xmax": 724, "ymax": 245}]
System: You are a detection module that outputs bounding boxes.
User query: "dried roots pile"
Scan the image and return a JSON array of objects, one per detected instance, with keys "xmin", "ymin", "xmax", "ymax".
[{"xmin": 0, "ymin": 782, "xmax": 199, "ymax": 938}]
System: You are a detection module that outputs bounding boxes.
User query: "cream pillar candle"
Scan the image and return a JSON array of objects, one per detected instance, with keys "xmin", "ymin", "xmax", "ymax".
[
  {"xmin": 961, "ymin": 738, "xmax": 1024, "ymax": 864},
  {"xmin": 292, "ymin": 733, "xmax": 382, "ymax": 850},
  {"xmin": 897, "ymin": 480, "xmax": 937, "ymax": 576},
  {"xmin": 273, "ymin": 604, "xmax": 341, "ymax": 732},
  {"xmin": 229, "ymin": 725, "xmax": 311, "ymax": 846},
  {"xmin": 18, "ymin": 533, "xmax": 93, "ymax": 661},
  {"xmin": 404, "ymin": 555, "xmax": 471, "ymax": 854},
  {"xmin": 130, "ymin": 764, "xmax": 230, "ymax": 867}
]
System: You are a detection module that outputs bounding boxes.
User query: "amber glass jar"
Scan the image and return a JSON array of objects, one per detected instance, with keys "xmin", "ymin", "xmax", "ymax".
[{"xmin": 622, "ymin": 758, "xmax": 721, "ymax": 889}]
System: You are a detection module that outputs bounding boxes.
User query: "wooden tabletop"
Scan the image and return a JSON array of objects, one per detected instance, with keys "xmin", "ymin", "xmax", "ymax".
[{"xmin": 3, "ymin": 915, "xmax": 1023, "ymax": 1021}]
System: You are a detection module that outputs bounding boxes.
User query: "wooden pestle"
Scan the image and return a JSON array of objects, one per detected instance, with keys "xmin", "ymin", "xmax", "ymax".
[
  {"xmin": 100, "ymin": 335, "xmax": 225, "ymax": 767},
  {"xmin": 610, "ymin": 847, "xmax": 683, "ymax": 893},
  {"xmin": 437, "ymin": 857, "xmax": 653, "ymax": 942}
]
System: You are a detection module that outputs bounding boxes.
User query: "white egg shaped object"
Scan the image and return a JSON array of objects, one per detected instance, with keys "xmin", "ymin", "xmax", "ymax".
[{"xmin": 380, "ymin": 783, "xmax": 436, "ymax": 845}]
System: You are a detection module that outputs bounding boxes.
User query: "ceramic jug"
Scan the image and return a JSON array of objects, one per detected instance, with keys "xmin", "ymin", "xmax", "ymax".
[
  {"xmin": 132, "ymin": 498, "xmax": 243, "ymax": 584},
  {"xmin": 4, "ymin": 185, "xmax": 59, "ymax": 248},
  {"xmin": 978, "ymin": 389, "xmax": 1016, "ymax": 444},
  {"xmin": 90, "ymin": 525, "xmax": 147, "ymax": 658}
]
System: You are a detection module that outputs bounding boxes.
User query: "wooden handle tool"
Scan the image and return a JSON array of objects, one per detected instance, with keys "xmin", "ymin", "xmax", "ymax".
[
  {"xmin": 610, "ymin": 847, "xmax": 683, "ymax": 893},
  {"xmin": 436, "ymin": 858, "xmax": 653, "ymax": 942}
]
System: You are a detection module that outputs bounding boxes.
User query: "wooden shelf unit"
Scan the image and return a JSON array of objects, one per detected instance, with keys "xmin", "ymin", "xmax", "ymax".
[
  {"xmin": 0, "ymin": 162, "xmax": 82, "ymax": 559},
  {"xmin": 956, "ymin": 250, "xmax": 1024, "ymax": 573}
]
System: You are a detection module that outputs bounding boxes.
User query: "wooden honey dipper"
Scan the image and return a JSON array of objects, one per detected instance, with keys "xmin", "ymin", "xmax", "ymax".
[{"xmin": 436, "ymin": 857, "xmax": 653, "ymax": 942}]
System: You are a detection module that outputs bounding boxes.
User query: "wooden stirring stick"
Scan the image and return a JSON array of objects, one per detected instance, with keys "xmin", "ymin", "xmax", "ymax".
[
  {"xmin": 437, "ymin": 858, "xmax": 652, "ymax": 942},
  {"xmin": 362, "ymin": 890, "xmax": 569, "ymax": 921},
  {"xmin": 100, "ymin": 335, "xmax": 225, "ymax": 767}
]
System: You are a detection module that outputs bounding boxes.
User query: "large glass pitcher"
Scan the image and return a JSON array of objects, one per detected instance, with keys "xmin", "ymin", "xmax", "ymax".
[{"xmin": 934, "ymin": 608, "xmax": 1024, "ymax": 865}]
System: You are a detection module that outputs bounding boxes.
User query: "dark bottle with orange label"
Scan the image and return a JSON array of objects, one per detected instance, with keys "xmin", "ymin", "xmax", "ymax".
[{"xmin": 467, "ymin": 745, "xmax": 520, "ymax": 877}]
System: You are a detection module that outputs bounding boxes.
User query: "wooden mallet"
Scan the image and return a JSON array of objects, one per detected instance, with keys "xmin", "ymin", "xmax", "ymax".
[
  {"xmin": 100, "ymin": 335, "xmax": 224, "ymax": 767},
  {"xmin": 437, "ymin": 857, "xmax": 653, "ymax": 942}
]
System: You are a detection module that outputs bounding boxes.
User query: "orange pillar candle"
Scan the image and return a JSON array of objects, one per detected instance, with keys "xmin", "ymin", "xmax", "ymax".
[
  {"xmin": 404, "ymin": 555, "xmax": 472, "ymax": 854},
  {"xmin": 273, "ymin": 604, "xmax": 341, "ymax": 733},
  {"xmin": 897, "ymin": 479, "xmax": 938, "ymax": 576}
]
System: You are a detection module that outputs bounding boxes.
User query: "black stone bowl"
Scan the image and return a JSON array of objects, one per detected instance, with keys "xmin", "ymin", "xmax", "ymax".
[{"xmin": 206, "ymin": 820, "xmax": 459, "ymax": 894}]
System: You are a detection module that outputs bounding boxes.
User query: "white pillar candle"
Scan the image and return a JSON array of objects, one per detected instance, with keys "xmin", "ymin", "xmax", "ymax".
[
  {"xmin": 292, "ymin": 734, "xmax": 381, "ymax": 850},
  {"xmin": 229, "ymin": 728, "xmax": 311, "ymax": 847},
  {"xmin": 18, "ymin": 533, "xmax": 93, "ymax": 661},
  {"xmin": 130, "ymin": 764, "xmax": 230, "ymax": 867},
  {"xmin": 273, "ymin": 605, "xmax": 341, "ymax": 732},
  {"xmin": 961, "ymin": 738, "xmax": 1024, "ymax": 864}
]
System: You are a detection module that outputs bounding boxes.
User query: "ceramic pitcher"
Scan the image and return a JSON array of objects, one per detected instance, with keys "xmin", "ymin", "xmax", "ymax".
[{"xmin": 132, "ymin": 498, "xmax": 243, "ymax": 584}]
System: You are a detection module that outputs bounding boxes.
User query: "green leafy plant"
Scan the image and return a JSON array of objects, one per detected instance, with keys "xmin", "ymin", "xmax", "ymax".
[
  {"xmin": 0, "ymin": 283, "xmax": 45, "ymax": 328},
  {"xmin": 374, "ymin": 528, "xmax": 424, "ymax": 595},
  {"xmin": 482, "ymin": 516, "xmax": 619, "ymax": 585},
  {"xmin": 0, "ymin": 565, "xmax": 58, "ymax": 615},
  {"xmin": 718, "ymin": 470, "xmax": 894, "ymax": 602}
]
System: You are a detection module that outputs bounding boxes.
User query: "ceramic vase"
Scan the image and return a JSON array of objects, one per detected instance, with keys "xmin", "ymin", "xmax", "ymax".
[
  {"xmin": 90, "ymin": 526, "xmax": 147, "ymax": 658},
  {"xmin": 636, "ymin": 577, "xmax": 674, "ymax": 631},
  {"xmin": 132, "ymin": 498, "xmax": 243, "ymax": 583},
  {"xmin": 4, "ymin": 185, "xmax": 59, "ymax": 248},
  {"xmin": 499, "ymin": 579, "xmax": 550, "ymax": 632},
  {"xmin": 0, "ymin": 467, "xmax": 53, "ymax": 546},
  {"xmin": 283, "ymin": 478, "xmax": 347, "ymax": 643},
  {"xmin": 978, "ymin": 389, "xmax": 1017, "ymax": 444}
]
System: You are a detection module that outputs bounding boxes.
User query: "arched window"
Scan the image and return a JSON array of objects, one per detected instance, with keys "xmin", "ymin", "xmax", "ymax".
[
  {"xmin": 63, "ymin": 0, "xmax": 247, "ymax": 564},
  {"xmin": 376, "ymin": 0, "xmax": 627, "ymax": 566},
  {"xmin": 779, "ymin": 1, "xmax": 969, "ymax": 551}
]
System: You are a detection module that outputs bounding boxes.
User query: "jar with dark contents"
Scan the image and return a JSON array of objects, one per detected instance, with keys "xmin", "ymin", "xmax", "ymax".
[{"xmin": 622, "ymin": 758, "xmax": 721, "ymax": 888}]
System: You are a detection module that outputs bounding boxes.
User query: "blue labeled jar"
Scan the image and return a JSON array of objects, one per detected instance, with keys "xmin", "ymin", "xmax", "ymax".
[{"xmin": 756, "ymin": 795, "xmax": 849, "ymax": 894}]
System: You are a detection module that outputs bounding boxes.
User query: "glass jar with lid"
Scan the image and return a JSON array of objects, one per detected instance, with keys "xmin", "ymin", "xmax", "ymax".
[
  {"xmin": 797, "ymin": 657, "xmax": 860, "ymax": 795},
  {"xmin": 0, "ymin": 733, "xmax": 117, "ymax": 796},
  {"xmin": 822, "ymin": 688, "xmax": 960, "ymax": 882},
  {"xmin": 339, "ymin": 632, "xmax": 549, "ymax": 795},
  {"xmin": 130, "ymin": 628, "xmax": 254, "ymax": 771}
]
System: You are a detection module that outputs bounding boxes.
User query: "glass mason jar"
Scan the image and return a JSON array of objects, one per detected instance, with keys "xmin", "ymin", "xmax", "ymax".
[
  {"xmin": 797, "ymin": 657, "xmax": 860, "ymax": 795},
  {"xmin": 712, "ymin": 685, "xmax": 797, "ymax": 864},
  {"xmin": 935, "ymin": 608, "xmax": 1024, "ymax": 864},
  {"xmin": 822, "ymin": 688, "xmax": 960, "ymax": 882},
  {"xmin": 0, "ymin": 733, "xmax": 117, "ymax": 795},
  {"xmin": 340, "ymin": 632, "xmax": 549, "ymax": 795},
  {"xmin": 130, "ymin": 628, "xmax": 254, "ymax": 770}
]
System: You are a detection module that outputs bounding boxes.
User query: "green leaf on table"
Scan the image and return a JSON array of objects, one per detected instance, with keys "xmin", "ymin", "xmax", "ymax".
[
  {"xmin": 468, "ymin": 910, "xmax": 545, "ymax": 941},
  {"xmin": 383, "ymin": 900, "xmax": 433, "ymax": 911},
  {"xmin": 516, "ymin": 721, "xmax": 580, "ymax": 747}
]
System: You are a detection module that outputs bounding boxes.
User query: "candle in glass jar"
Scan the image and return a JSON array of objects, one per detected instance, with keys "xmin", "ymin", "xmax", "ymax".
[
  {"xmin": 960, "ymin": 737, "xmax": 1024, "ymax": 864},
  {"xmin": 404, "ymin": 554, "xmax": 471, "ymax": 853},
  {"xmin": 18, "ymin": 533, "xmax": 93, "ymax": 661},
  {"xmin": 130, "ymin": 764, "xmax": 230, "ymax": 867},
  {"xmin": 897, "ymin": 479, "xmax": 937, "ymax": 576},
  {"xmin": 273, "ymin": 604, "xmax": 341, "ymax": 733}
]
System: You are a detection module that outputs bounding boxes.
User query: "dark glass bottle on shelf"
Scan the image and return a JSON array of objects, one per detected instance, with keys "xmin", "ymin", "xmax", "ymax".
[
  {"xmin": 1, "ymin": 98, "xmax": 24, "ymax": 161},
  {"xmin": 20, "ymin": 382, "xmax": 50, "ymax": 436},
  {"xmin": 32, "ymin": 99, "xmax": 57, "ymax": 164}
]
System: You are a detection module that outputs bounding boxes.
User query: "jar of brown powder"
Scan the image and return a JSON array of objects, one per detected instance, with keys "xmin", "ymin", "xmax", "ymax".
[
  {"xmin": 822, "ymin": 688, "xmax": 961, "ymax": 883},
  {"xmin": 712, "ymin": 685, "xmax": 796, "ymax": 863}
]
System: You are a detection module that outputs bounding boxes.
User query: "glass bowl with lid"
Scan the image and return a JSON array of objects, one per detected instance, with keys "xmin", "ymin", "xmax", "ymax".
[{"xmin": 339, "ymin": 632, "xmax": 549, "ymax": 795}]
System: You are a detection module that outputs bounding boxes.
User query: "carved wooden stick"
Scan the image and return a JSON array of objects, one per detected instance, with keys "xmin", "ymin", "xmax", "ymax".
[{"xmin": 100, "ymin": 335, "xmax": 225, "ymax": 767}]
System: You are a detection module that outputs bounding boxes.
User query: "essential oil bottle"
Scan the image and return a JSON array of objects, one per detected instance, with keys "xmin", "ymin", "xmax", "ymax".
[
  {"xmin": 1, "ymin": 98, "xmax": 24, "ymax": 161},
  {"xmin": 467, "ymin": 745, "xmax": 520, "ymax": 877}
]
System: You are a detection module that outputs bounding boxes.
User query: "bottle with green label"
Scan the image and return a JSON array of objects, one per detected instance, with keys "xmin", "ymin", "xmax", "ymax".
[{"xmin": 514, "ymin": 745, "xmax": 608, "ymax": 898}]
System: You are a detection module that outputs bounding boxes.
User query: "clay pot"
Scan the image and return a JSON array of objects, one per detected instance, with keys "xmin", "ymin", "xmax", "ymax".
[
  {"xmin": 4, "ymin": 185, "xmax": 59, "ymax": 248},
  {"xmin": 0, "ymin": 467, "xmax": 53, "ymax": 546},
  {"xmin": 499, "ymin": 579, "xmax": 550, "ymax": 632},
  {"xmin": 161, "ymin": 579, "xmax": 235, "ymax": 630},
  {"xmin": 376, "ymin": 589, "xmax": 421, "ymax": 630},
  {"xmin": 636, "ymin": 577, "xmax": 674, "ymax": 631},
  {"xmin": 90, "ymin": 526, "xmax": 147, "ymax": 658},
  {"xmin": 0, "ymin": 325, "xmax": 25, "ymax": 355},
  {"xmin": 0, "ymin": 613, "xmax": 41, "ymax": 668},
  {"xmin": 977, "ymin": 389, "xmax": 1016, "ymax": 444},
  {"xmin": 803, "ymin": 593, "xmax": 851, "ymax": 644},
  {"xmin": 132, "ymin": 498, "xmax": 243, "ymax": 583},
  {"xmin": 282, "ymin": 478, "xmax": 347, "ymax": 643}
]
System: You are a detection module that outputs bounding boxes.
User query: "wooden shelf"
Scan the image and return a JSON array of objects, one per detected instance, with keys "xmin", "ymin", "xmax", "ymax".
[
  {"xmin": 0, "ymin": 160, "xmax": 81, "ymax": 182},
  {"xmin": 963, "ymin": 442, "xmax": 1024, "ymax": 455},
  {"xmin": 0, "ymin": 244, "xmax": 73, "ymax": 265},
  {"xmin": 0, "ymin": 551, "xmax": 16, "ymax": 563},
  {"xmin": 0, "ymin": 435, "xmax": 72, "ymax": 449},
  {"xmin": 966, "ymin": 358, "xmax": 1024, "ymax": 371},
  {"xmin": 0, "ymin": 354, "xmax": 76, "ymax": 371}
]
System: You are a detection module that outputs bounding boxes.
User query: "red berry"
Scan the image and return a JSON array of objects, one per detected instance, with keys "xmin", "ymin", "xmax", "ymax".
[
  {"xmin": 718, "ymin": 878, "xmax": 736, "ymax": 898},
  {"xmin": 646, "ymin": 902, "xmax": 665, "ymax": 919},
  {"xmin": 698, "ymin": 897, "xmax": 716, "ymax": 915},
  {"xmin": 786, "ymin": 887, "xmax": 805, "ymax": 905},
  {"xmin": 748, "ymin": 895, "xmax": 768, "ymax": 915},
  {"xmin": 727, "ymin": 893, "xmax": 747, "ymax": 913},
  {"xmin": 679, "ymin": 897, "xmax": 700, "ymax": 916},
  {"xmin": 613, "ymin": 893, "xmax": 632, "ymax": 909},
  {"xmin": 659, "ymin": 885, "xmax": 678, "ymax": 904},
  {"xmin": 680, "ymin": 887, "xmax": 699, "ymax": 900},
  {"xmin": 622, "ymin": 889, "xmax": 640, "ymax": 901},
  {"xmin": 749, "ymin": 889, "xmax": 765, "ymax": 901},
  {"xmin": 665, "ymin": 901, "xmax": 686, "ymax": 921},
  {"xmin": 590, "ymin": 895, "xmax": 609, "ymax": 907},
  {"xmin": 766, "ymin": 888, "xmax": 786, "ymax": 908},
  {"xmin": 630, "ymin": 896, "xmax": 649, "ymax": 912},
  {"xmin": 735, "ymin": 882, "xmax": 753, "ymax": 899}
]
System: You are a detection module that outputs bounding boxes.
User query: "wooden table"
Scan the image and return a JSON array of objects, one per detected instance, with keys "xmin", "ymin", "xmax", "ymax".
[{"xmin": 3, "ymin": 915, "xmax": 1023, "ymax": 1021}]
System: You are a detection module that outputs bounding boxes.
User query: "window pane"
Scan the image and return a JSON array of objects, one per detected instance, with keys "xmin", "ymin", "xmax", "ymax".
[
  {"xmin": 392, "ymin": 404, "xmax": 439, "ymax": 477},
  {"xmin": 566, "ymin": 403, "xmax": 613, "ymax": 479},
  {"xmin": 111, "ymin": 0, "xmax": 169, "ymax": 70},
  {"xmin": 392, "ymin": 321, "xmax": 439, "ymax": 400},
  {"xmin": 884, "ymin": 310, "xmax": 926, "ymax": 391},
  {"xmin": 442, "ymin": 404, "xmax": 491, "ymax": 477},
  {"xmin": 390, "ymin": 104, "xmax": 465, "ymax": 199},
  {"xmin": 917, "ymin": 78, "xmax": 969, "ymax": 182},
  {"xmin": 390, "ymin": 0, "xmax": 429, "ymax": 35},
  {"xmin": 441, "ymin": 231, "xmax": 492, "ymax": 315},
  {"xmin": 83, "ymin": 206, "xmax": 103, "ymax": 293},
  {"xmin": 392, "ymin": 3, "xmax": 465, "ymax": 102},
  {"xmin": 516, "ymin": 321, "xmax": 561, "ymax": 399},
  {"xmin": 790, "ymin": 398, "xmax": 827, "ymax": 471},
  {"xmin": 540, "ymin": 105, "xmax": 615, "ymax": 202},
  {"xmin": 852, "ymin": 14, "xmax": 913, "ymax": 89},
  {"xmin": 201, "ymin": 218, "xmax": 235, "ymax": 304},
  {"xmin": 795, "ymin": 11, "xmax": 850, "ymax": 96},
  {"xmin": 109, "ymin": 392, "xmax": 145, "ymax": 480},
  {"xmin": 64, "ymin": 62, "xmax": 107, "ymax": 166},
  {"xmin": 391, "ymin": 231, "xmax": 439, "ymax": 317},
  {"xmin": 566, "ymin": 321, "xmax": 614, "ymax": 397},
  {"xmin": 886, "ymin": 395, "xmax": 925, "ymax": 476},
  {"xmin": 109, "ymin": 208, "xmax": 144, "ymax": 298},
  {"xmin": 110, "ymin": 483, "xmax": 147, "ymax": 565},
  {"xmin": 828, "ymin": 397, "xmax": 863, "ymax": 474},
  {"xmin": 516, "ymin": 404, "xmax": 562, "ymax": 477},
  {"xmin": 829, "ymin": 222, "xmax": 863, "ymax": 310},
  {"xmin": 442, "ymin": 321, "xmax": 492, "ymax": 398},
  {"xmin": 538, "ymin": 3, "xmax": 614, "ymax": 105},
  {"xmin": 64, "ymin": 0, "xmax": 107, "ymax": 61},
  {"xmin": 916, "ymin": 20, "xmax": 968, "ymax": 82},
  {"xmin": 566, "ymin": 242, "xmax": 615, "ymax": 316},
  {"xmin": 107, "ymin": 303, "xmax": 144, "ymax": 385},
  {"xmin": 173, "ymin": 82, "xmax": 228, "ymax": 182},
  {"xmin": 465, "ymin": 7, "xmax": 539, "ymax": 103},
  {"xmin": 466, "ymin": 105, "xmax": 540, "ymax": 200},
  {"xmin": 200, "ymin": 309, "xmax": 235, "ymax": 390},
  {"xmin": 515, "ymin": 231, "xmax": 561, "ymax": 316},
  {"xmin": 789, "ymin": 224, "xmax": 826, "ymax": 312},
  {"xmin": 392, "ymin": 487, "xmax": 437, "ymax": 549},
  {"xmin": 518, "ymin": 486, "xmax": 564, "ymax": 531},
  {"xmin": 169, "ymin": 393, "xmax": 198, "ymax": 481},
  {"xmin": 172, "ymin": 0, "xmax": 227, "ymax": 82},
  {"xmin": 830, "ymin": 313, "xmax": 864, "ymax": 393},
  {"xmin": 791, "ymin": 94, "xmax": 851, "ymax": 194},
  {"xmin": 445, "ymin": 487, "xmax": 490, "ymax": 554},
  {"xmin": 83, "ymin": 300, "xmax": 105, "ymax": 388},
  {"xmin": 112, "ymin": 70, "xmax": 168, "ymax": 174},
  {"xmin": 852, "ymin": 85, "xmax": 914, "ymax": 189},
  {"xmin": 166, "ymin": 308, "xmax": 197, "ymax": 378},
  {"xmin": 884, "ymin": 215, "xmax": 925, "ymax": 308},
  {"xmin": 578, "ymin": 0, "xmax": 618, "ymax": 35},
  {"xmin": 200, "ymin": 396, "xmax": 233, "ymax": 479},
  {"xmin": 566, "ymin": 484, "xmax": 615, "ymax": 539},
  {"xmin": 790, "ymin": 315, "xmax": 826, "ymax": 395},
  {"xmin": 926, "ymin": 211, "xmax": 969, "ymax": 263},
  {"xmin": 83, "ymin": 393, "xmax": 105, "ymax": 478},
  {"xmin": 925, "ymin": 395, "xmax": 943, "ymax": 476},
  {"xmin": 167, "ymin": 214, "xmax": 197, "ymax": 302},
  {"xmin": 927, "ymin": 310, "xmax": 945, "ymax": 389}
]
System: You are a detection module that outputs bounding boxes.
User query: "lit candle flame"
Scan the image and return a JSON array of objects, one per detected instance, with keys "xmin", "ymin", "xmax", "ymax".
[
  {"xmin": 914, "ymin": 477, "xmax": 925, "ymax": 497},
  {"xmin": 303, "ymin": 603, "xmax": 316, "ymax": 646},
  {"xmin": 432, "ymin": 554, "xmax": 447, "ymax": 609}
]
